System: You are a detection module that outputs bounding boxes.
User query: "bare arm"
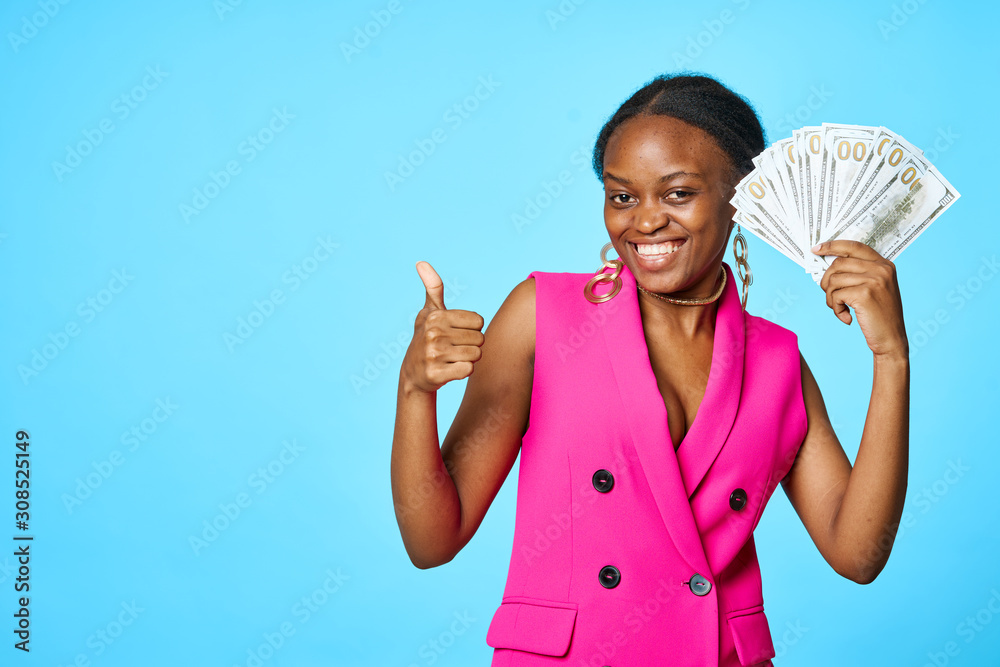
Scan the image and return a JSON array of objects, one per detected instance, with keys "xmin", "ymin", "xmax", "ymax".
[
  {"xmin": 782, "ymin": 238, "xmax": 910, "ymax": 584},
  {"xmin": 781, "ymin": 351, "xmax": 909, "ymax": 584},
  {"xmin": 390, "ymin": 268, "xmax": 535, "ymax": 569}
]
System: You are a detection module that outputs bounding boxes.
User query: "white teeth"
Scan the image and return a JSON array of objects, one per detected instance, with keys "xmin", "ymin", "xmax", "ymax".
[{"xmin": 635, "ymin": 241, "xmax": 682, "ymax": 256}]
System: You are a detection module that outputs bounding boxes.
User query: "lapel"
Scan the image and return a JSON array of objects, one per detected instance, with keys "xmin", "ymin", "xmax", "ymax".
[{"xmin": 598, "ymin": 260, "xmax": 745, "ymax": 575}]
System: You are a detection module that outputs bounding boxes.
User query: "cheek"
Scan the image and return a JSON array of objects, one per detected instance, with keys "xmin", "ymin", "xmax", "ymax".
[
  {"xmin": 680, "ymin": 200, "xmax": 719, "ymax": 226},
  {"xmin": 685, "ymin": 202, "xmax": 732, "ymax": 243},
  {"xmin": 603, "ymin": 204, "xmax": 629, "ymax": 227},
  {"xmin": 700, "ymin": 196, "xmax": 734, "ymax": 221}
]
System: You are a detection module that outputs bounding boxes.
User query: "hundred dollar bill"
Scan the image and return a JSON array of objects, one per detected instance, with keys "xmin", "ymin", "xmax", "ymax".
[
  {"xmin": 734, "ymin": 210, "xmax": 806, "ymax": 269},
  {"xmin": 827, "ymin": 147, "xmax": 930, "ymax": 243},
  {"xmin": 749, "ymin": 149, "xmax": 790, "ymax": 222},
  {"xmin": 819, "ymin": 123, "xmax": 878, "ymax": 236},
  {"xmin": 796, "ymin": 126, "xmax": 825, "ymax": 247},
  {"xmin": 794, "ymin": 127, "xmax": 833, "ymax": 274},
  {"xmin": 771, "ymin": 136, "xmax": 827, "ymax": 275},
  {"xmin": 734, "ymin": 171, "xmax": 807, "ymax": 268},
  {"xmin": 815, "ymin": 125, "xmax": 836, "ymax": 239},
  {"xmin": 825, "ymin": 164, "xmax": 959, "ymax": 262},
  {"xmin": 754, "ymin": 146, "xmax": 813, "ymax": 262},
  {"xmin": 835, "ymin": 127, "xmax": 918, "ymax": 225},
  {"xmin": 773, "ymin": 137, "xmax": 803, "ymax": 228},
  {"xmin": 754, "ymin": 144, "xmax": 792, "ymax": 224},
  {"xmin": 729, "ymin": 122, "xmax": 960, "ymax": 289}
]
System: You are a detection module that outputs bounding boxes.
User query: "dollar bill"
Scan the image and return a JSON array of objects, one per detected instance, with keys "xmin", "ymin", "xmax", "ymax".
[{"xmin": 729, "ymin": 123, "xmax": 960, "ymax": 290}]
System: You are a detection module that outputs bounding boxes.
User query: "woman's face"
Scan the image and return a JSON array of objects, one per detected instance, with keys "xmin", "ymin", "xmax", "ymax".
[{"xmin": 602, "ymin": 114, "xmax": 737, "ymax": 299}]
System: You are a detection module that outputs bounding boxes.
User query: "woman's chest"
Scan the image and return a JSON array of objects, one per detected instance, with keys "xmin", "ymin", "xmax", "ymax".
[{"xmin": 645, "ymin": 334, "xmax": 714, "ymax": 451}]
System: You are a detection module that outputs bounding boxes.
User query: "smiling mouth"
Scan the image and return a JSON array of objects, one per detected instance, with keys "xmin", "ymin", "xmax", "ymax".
[{"xmin": 631, "ymin": 239, "xmax": 686, "ymax": 258}]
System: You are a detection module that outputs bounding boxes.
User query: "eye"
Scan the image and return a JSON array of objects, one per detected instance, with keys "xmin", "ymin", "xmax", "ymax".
[
  {"xmin": 668, "ymin": 189, "xmax": 694, "ymax": 200},
  {"xmin": 609, "ymin": 193, "xmax": 633, "ymax": 204}
]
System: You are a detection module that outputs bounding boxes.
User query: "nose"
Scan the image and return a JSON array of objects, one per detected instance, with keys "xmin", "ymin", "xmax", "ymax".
[{"xmin": 635, "ymin": 199, "xmax": 670, "ymax": 233}]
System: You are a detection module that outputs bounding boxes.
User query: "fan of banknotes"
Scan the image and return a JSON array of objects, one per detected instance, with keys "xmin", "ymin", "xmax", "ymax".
[{"xmin": 731, "ymin": 123, "xmax": 960, "ymax": 284}]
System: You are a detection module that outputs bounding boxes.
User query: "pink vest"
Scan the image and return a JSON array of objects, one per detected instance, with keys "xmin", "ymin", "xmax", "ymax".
[{"xmin": 485, "ymin": 261, "xmax": 808, "ymax": 666}]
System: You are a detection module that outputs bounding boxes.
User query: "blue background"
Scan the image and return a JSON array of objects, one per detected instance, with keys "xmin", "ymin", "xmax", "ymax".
[{"xmin": 2, "ymin": 1, "xmax": 997, "ymax": 665}]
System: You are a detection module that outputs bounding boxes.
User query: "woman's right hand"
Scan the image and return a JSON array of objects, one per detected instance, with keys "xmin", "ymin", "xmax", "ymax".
[{"xmin": 401, "ymin": 261, "xmax": 485, "ymax": 395}]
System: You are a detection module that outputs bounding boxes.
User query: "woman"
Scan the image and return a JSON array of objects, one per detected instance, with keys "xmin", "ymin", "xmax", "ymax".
[{"xmin": 391, "ymin": 73, "xmax": 909, "ymax": 666}]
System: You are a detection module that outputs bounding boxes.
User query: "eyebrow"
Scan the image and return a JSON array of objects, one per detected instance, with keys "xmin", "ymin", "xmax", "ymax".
[{"xmin": 602, "ymin": 170, "xmax": 701, "ymax": 186}]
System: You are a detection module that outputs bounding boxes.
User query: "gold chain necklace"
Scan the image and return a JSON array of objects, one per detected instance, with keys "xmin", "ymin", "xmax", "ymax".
[{"xmin": 636, "ymin": 266, "xmax": 726, "ymax": 305}]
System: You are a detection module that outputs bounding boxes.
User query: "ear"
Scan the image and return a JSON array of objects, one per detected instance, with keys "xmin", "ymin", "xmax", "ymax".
[
  {"xmin": 728, "ymin": 165, "xmax": 744, "ymax": 191},
  {"xmin": 724, "ymin": 217, "xmax": 737, "ymax": 250}
]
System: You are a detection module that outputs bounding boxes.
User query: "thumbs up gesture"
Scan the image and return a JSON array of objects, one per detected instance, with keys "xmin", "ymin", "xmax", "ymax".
[{"xmin": 401, "ymin": 261, "xmax": 486, "ymax": 394}]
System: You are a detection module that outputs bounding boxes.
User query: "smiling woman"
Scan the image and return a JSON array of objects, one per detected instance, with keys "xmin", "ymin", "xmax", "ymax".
[
  {"xmin": 601, "ymin": 115, "xmax": 741, "ymax": 305},
  {"xmin": 391, "ymin": 72, "xmax": 911, "ymax": 666}
]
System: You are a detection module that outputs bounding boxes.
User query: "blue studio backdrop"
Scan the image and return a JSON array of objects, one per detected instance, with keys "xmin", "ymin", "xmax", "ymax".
[{"xmin": 2, "ymin": 1, "xmax": 998, "ymax": 665}]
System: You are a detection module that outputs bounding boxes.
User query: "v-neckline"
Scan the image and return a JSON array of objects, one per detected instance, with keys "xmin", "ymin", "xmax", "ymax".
[
  {"xmin": 595, "ymin": 258, "xmax": 746, "ymax": 572},
  {"xmin": 637, "ymin": 292, "xmax": 720, "ymax": 454},
  {"xmin": 596, "ymin": 258, "xmax": 745, "ymax": 500}
]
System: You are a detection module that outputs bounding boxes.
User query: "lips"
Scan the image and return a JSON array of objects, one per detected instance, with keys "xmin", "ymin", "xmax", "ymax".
[{"xmin": 631, "ymin": 239, "xmax": 686, "ymax": 257}]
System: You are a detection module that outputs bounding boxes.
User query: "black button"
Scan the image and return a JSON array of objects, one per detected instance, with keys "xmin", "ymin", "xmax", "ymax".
[
  {"xmin": 688, "ymin": 573, "xmax": 711, "ymax": 596},
  {"xmin": 599, "ymin": 565, "xmax": 620, "ymax": 589},
  {"xmin": 592, "ymin": 469, "xmax": 614, "ymax": 493},
  {"xmin": 730, "ymin": 487, "xmax": 747, "ymax": 511}
]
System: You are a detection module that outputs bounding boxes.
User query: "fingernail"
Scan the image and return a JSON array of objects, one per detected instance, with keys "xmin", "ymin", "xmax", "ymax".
[{"xmin": 810, "ymin": 244, "xmax": 822, "ymax": 253}]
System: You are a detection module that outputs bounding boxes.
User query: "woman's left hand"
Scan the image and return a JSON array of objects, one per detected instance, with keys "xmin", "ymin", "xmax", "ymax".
[{"xmin": 811, "ymin": 239, "xmax": 909, "ymax": 359}]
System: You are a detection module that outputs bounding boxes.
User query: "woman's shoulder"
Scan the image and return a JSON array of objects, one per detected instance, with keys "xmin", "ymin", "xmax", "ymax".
[
  {"xmin": 522, "ymin": 269, "xmax": 596, "ymax": 301},
  {"xmin": 489, "ymin": 274, "xmax": 538, "ymax": 351},
  {"xmin": 524, "ymin": 268, "xmax": 594, "ymax": 282},
  {"xmin": 744, "ymin": 309, "xmax": 801, "ymax": 352},
  {"xmin": 496, "ymin": 269, "xmax": 594, "ymax": 346}
]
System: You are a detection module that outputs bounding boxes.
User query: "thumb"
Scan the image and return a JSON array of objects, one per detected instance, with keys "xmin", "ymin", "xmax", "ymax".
[
  {"xmin": 416, "ymin": 261, "xmax": 446, "ymax": 310},
  {"xmin": 834, "ymin": 302, "xmax": 852, "ymax": 325}
]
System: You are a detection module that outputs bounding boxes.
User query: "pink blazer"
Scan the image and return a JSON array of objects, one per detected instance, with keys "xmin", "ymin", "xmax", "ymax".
[{"xmin": 485, "ymin": 261, "xmax": 808, "ymax": 666}]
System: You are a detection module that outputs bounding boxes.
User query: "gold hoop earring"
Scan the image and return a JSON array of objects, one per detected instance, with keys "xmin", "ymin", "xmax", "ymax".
[
  {"xmin": 584, "ymin": 242, "xmax": 623, "ymax": 304},
  {"xmin": 732, "ymin": 223, "xmax": 752, "ymax": 311}
]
